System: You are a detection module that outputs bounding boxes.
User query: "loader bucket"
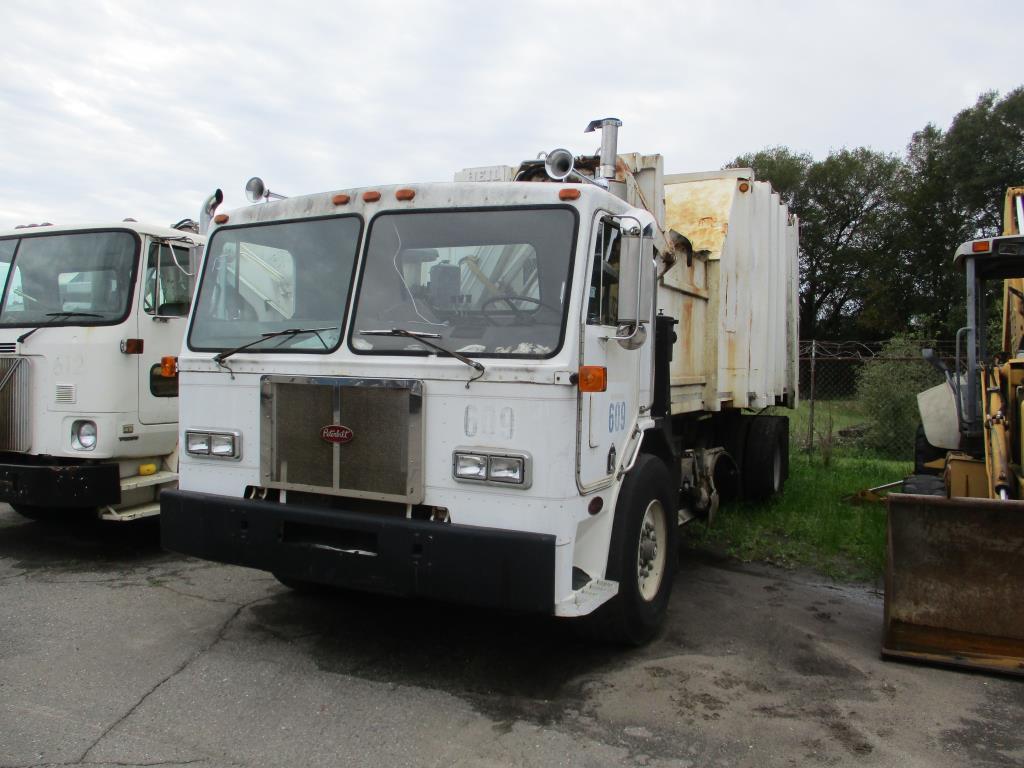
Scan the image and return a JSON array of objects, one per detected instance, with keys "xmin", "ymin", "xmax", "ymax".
[{"xmin": 884, "ymin": 493, "xmax": 1024, "ymax": 676}]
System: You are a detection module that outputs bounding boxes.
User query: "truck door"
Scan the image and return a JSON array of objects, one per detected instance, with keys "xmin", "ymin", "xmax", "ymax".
[
  {"xmin": 138, "ymin": 240, "xmax": 191, "ymax": 425},
  {"xmin": 577, "ymin": 214, "xmax": 643, "ymax": 491}
]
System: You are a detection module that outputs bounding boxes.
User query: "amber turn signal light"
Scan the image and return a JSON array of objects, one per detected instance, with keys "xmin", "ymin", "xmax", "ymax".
[
  {"xmin": 213, "ymin": 214, "xmax": 229, "ymax": 224},
  {"xmin": 160, "ymin": 356, "xmax": 178, "ymax": 378},
  {"xmin": 578, "ymin": 365, "xmax": 607, "ymax": 392},
  {"xmin": 972, "ymin": 240, "xmax": 991, "ymax": 253},
  {"xmin": 120, "ymin": 338, "xmax": 144, "ymax": 354}
]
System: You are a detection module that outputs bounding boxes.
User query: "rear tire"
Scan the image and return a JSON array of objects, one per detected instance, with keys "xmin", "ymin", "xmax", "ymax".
[
  {"xmin": 901, "ymin": 474, "xmax": 946, "ymax": 496},
  {"xmin": 578, "ymin": 454, "xmax": 678, "ymax": 646},
  {"xmin": 913, "ymin": 423, "xmax": 946, "ymax": 476},
  {"xmin": 743, "ymin": 417, "xmax": 787, "ymax": 501}
]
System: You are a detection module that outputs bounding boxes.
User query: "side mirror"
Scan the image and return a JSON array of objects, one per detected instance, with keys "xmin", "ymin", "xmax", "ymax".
[
  {"xmin": 617, "ymin": 226, "xmax": 642, "ymax": 326},
  {"xmin": 615, "ymin": 224, "xmax": 653, "ymax": 349},
  {"xmin": 922, "ymin": 347, "xmax": 950, "ymax": 375}
]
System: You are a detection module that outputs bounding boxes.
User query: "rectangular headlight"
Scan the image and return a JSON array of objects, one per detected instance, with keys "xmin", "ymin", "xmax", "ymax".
[
  {"xmin": 488, "ymin": 455, "xmax": 524, "ymax": 484},
  {"xmin": 185, "ymin": 431, "xmax": 210, "ymax": 455},
  {"xmin": 454, "ymin": 452, "xmax": 488, "ymax": 480},
  {"xmin": 210, "ymin": 433, "xmax": 237, "ymax": 457}
]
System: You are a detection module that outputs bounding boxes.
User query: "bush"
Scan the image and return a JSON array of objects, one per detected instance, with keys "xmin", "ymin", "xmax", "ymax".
[{"xmin": 854, "ymin": 335, "xmax": 944, "ymax": 458}]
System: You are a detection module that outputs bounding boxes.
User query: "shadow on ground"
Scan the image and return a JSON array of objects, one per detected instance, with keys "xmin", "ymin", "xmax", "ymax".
[{"xmin": 0, "ymin": 510, "xmax": 169, "ymax": 573}]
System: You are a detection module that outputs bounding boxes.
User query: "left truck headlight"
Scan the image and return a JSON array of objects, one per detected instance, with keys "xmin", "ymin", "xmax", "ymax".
[
  {"xmin": 185, "ymin": 430, "xmax": 239, "ymax": 459},
  {"xmin": 71, "ymin": 420, "xmax": 97, "ymax": 451}
]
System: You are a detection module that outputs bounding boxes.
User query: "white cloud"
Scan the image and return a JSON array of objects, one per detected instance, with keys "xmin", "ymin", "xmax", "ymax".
[{"xmin": 0, "ymin": 0, "xmax": 1018, "ymax": 227}]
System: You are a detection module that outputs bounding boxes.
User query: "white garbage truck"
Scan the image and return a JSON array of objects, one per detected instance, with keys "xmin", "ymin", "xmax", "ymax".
[
  {"xmin": 0, "ymin": 196, "xmax": 218, "ymax": 522},
  {"xmin": 161, "ymin": 120, "xmax": 799, "ymax": 642}
]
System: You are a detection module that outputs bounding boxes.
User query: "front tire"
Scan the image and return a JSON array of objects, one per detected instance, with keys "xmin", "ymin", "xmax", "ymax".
[
  {"xmin": 580, "ymin": 454, "xmax": 678, "ymax": 645},
  {"xmin": 900, "ymin": 473, "xmax": 946, "ymax": 496}
]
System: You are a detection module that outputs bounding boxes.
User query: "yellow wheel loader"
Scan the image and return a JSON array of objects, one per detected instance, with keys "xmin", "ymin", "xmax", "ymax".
[{"xmin": 884, "ymin": 187, "xmax": 1024, "ymax": 676}]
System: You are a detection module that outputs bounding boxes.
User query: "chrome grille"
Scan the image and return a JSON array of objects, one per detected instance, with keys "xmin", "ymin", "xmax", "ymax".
[
  {"xmin": 261, "ymin": 376, "xmax": 423, "ymax": 503},
  {"xmin": 0, "ymin": 357, "xmax": 30, "ymax": 451}
]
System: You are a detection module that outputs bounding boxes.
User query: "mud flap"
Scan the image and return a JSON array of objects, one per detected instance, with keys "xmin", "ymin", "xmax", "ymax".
[{"xmin": 884, "ymin": 493, "xmax": 1024, "ymax": 676}]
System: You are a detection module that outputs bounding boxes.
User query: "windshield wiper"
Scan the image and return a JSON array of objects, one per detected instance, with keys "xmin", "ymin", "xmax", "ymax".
[
  {"xmin": 359, "ymin": 328, "xmax": 485, "ymax": 387},
  {"xmin": 213, "ymin": 327, "xmax": 337, "ymax": 364},
  {"xmin": 17, "ymin": 312, "xmax": 104, "ymax": 343}
]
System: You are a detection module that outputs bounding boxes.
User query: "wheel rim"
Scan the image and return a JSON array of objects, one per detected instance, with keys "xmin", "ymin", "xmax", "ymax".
[{"xmin": 637, "ymin": 498, "xmax": 668, "ymax": 602}]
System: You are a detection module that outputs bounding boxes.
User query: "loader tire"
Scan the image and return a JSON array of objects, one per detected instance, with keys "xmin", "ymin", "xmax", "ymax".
[
  {"xmin": 743, "ymin": 417, "xmax": 787, "ymax": 501},
  {"xmin": 900, "ymin": 474, "xmax": 946, "ymax": 496},
  {"xmin": 913, "ymin": 423, "xmax": 946, "ymax": 476},
  {"xmin": 577, "ymin": 454, "xmax": 678, "ymax": 646}
]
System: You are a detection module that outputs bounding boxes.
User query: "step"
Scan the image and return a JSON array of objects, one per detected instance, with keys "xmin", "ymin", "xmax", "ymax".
[
  {"xmin": 99, "ymin": 502, "xmax": 161, "ymax": 522},
  {"xmin": 120, "ymin": 470, "xmax": 178, "ymax": 492}
]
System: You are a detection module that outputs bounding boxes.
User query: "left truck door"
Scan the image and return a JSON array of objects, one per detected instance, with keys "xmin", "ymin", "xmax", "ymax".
[{"xmin": 138, "ymin": 240, "xmax": 190, "ymax": 425}]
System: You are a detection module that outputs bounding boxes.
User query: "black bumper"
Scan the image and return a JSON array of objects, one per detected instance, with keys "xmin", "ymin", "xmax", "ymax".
[
  {"xmin": 0, "ymin": 459, "xmax": 120, "ymax": 507},
  {"xmin": 161, "ymin": 490, "xmax": 557, "ymax": 613}
]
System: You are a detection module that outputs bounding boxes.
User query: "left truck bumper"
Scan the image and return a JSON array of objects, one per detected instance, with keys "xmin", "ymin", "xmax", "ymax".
[
  {"xmin": 0, "ymin": 459, "xmax": 120, "ymax": 507},
  {"xmin": 161, "ymin": 490, "xmax": 557, "ymax": 613}
]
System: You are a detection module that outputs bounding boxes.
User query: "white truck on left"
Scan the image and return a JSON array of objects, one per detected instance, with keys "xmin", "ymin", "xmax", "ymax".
[{"xmin": 0, "ymin": 198, "xmax": 217, "ymax": 522}]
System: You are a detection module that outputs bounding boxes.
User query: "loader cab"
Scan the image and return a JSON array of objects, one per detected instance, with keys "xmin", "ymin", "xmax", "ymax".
[{"xmin": 941, "ymin": 235, "xmax": 1024, "ymax": 438}]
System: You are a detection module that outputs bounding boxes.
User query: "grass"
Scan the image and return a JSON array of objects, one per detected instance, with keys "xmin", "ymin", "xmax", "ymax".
[
  {"xmin": 685, "ymin": 401, "xmax": 912, "ymax": 582},
  {"xmin": 686, "ymin": 453, "xmax": 909, "ymax": 582}
]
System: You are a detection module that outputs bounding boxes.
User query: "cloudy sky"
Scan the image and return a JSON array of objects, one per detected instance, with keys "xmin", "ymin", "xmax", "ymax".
[{"xmin": 0, "ymin": 0, "xmax": 1019, "ymax": 228}]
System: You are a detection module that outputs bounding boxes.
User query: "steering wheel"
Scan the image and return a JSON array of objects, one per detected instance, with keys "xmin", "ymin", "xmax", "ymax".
[{"xmin": 480, "ymin": 294, "xmax": 560, "ymax": 325}]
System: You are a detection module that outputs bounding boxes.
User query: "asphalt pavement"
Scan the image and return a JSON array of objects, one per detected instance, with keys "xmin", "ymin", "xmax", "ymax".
[{"xmin": 1, "ymin": 505, "xmax": 1022, "ymax": 768}]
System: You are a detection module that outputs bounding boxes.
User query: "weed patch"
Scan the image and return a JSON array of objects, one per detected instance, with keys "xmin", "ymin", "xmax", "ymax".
[{"xmin": 685, "ymin": 452, "xmax": 910, "ymax": 582}]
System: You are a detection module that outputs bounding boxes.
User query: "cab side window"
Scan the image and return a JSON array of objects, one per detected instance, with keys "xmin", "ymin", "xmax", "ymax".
[
  {"xmin": 586, "ymin": 217, "xmax": 620, "ymax": 326},
  {"xmin": 144, "ymin": 243, "xmax": 192, "ymax": 317}
]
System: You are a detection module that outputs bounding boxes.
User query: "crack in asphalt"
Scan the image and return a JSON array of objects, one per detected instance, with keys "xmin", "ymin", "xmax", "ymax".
[
  {"xmin": 149, "ymin": 582, "xmax": 247, "ymax": 607},
  {"xmin": 73, "ymin": 596, "xmax": 270, "ymax": 766}
]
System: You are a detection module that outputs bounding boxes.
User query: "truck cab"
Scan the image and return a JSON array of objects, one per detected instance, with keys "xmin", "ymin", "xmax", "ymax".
[
  {"xmin": 0, "ymin": 221, "xmax": 204, "ymax": 521},
  {"xmin": 162, "ymin": 122, "xmax": 798, "ymax": 642}
]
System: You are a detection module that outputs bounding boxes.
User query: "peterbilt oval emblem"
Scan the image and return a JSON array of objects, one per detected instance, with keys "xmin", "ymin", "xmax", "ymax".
[{"xmin": 320, "ymin": 425, "xmax": 354, "ymax": 444}]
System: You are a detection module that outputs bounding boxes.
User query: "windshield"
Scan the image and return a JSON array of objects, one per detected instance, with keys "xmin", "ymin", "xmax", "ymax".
[
  {"xmin": 350, "ymin": 208, "xmax": 576, "ymax": 358},
  {"xmin": 0, "ymin": 231, "xmax": 138, "ymax": 326},
  {"xmin": 189, "ymin": 216, "xmax": 362, "ymax": 352}
]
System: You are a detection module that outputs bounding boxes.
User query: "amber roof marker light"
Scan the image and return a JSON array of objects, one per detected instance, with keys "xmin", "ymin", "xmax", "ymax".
[
  {"xmin": 395, "ymin": 188, "xmax": 416, "ymax": 201},
  {"xmin": 363, "ymin": 191, "xmax": 381, "ymax": 202}
]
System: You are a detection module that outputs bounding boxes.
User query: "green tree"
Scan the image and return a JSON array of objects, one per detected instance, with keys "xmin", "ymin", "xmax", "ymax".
[{"xmin": 891, "ymin": 88, "xmax": 1024, "ymax": 339}]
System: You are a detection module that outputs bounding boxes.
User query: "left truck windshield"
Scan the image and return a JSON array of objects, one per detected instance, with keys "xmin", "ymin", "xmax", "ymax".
[
  {"xmin": 0, "ymin": 231, "xmax": 138, "ymax": 326},
  {"xmin": 189, "ymin": 216, "xmax": 362, "ymax": 353}
]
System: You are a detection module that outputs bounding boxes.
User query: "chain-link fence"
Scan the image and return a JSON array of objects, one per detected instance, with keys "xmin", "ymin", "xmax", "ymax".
[{"xmin": 794, "ymin": 339, "xmax": 954, "ymax": 460}]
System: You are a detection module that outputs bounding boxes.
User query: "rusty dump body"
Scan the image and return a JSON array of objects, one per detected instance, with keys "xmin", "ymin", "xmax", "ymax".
[{"xmin": 884, "ymin": 493, "xmax": 1024, "ymax": 676}]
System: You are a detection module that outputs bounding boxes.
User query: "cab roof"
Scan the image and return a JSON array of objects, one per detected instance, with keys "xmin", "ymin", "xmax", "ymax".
[
  {"xmin": 214, "ymin": 181, "xmax": 650, "ymax": 231},
  {"xmin": 0, "ymin": 221, "xmax": 206, "ymax": 243}
]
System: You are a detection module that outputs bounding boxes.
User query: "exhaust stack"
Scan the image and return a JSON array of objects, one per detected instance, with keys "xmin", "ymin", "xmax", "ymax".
[{"xmin": 586, "ymin": 117, "xmax": 623, "ymax": 180}]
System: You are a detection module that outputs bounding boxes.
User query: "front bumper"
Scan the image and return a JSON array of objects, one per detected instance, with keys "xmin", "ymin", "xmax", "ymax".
[
  {"xmin": 161, "ymin": 490, "xmax": 557, "ymax": 613},
  {"xmin": 0, "ymin": 459, "xmax": 120, "ymax": 507}
]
